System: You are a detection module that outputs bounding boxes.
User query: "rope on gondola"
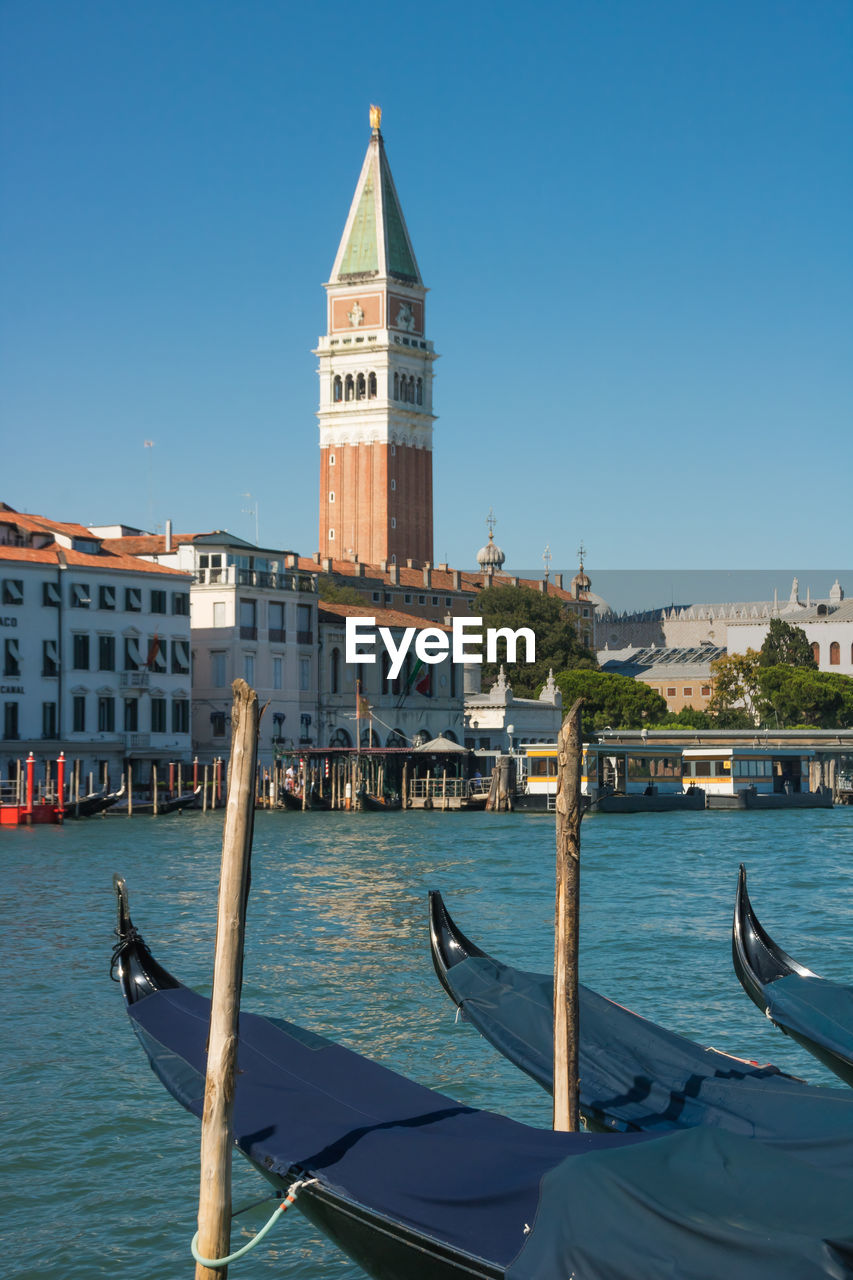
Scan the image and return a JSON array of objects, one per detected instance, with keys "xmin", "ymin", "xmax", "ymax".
[{"xmin": 190, "ymin": 1177, "xmax": 318, "ymax": 1268}]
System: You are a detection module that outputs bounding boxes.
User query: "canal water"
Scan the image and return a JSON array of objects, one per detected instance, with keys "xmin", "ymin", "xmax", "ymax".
[{"xmin": 2, "ymin": 806, "xmax": 852, "ymax": 1278}]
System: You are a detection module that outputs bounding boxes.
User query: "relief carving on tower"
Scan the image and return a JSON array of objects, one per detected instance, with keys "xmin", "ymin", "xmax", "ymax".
[
  {"xmin": 331, "ymin": 293, "xmax": 382, "ymax": 332},
  {"xmin": 389, "ymin": 293, "xmax": 423, "ymax": 335}
]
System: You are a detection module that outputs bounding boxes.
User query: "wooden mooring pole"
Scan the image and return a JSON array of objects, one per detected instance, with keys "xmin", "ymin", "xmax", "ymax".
[
  {"xmin": 553, "ymin": 698, "xmax": 584, "ymax": 1133},
  {"xmin": 194, "ymin": 680, "xmax": 259, "ymax": 1280}
]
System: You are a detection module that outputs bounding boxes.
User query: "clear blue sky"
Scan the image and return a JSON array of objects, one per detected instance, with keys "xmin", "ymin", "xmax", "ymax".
[{"xmin": 2, "ymin": 0, "xmax": 851, "ymax": 579}]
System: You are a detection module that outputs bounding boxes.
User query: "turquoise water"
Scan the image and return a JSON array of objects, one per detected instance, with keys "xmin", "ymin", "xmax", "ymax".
[{"xmin": 2, "ymin": 806, "xmax": 852, "ymax": 1278}]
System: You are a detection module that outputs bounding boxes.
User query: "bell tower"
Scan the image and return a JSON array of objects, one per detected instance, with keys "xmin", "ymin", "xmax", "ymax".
[{"xmin": 315, "ymin": 107, "xmax": 437, "ymax": 566}]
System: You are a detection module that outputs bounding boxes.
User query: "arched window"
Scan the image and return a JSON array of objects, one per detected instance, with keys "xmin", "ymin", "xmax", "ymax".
[
  {"xmin": 360, "ymin": 726, "xmax": 380, "ymax": 747},
  {"xmin": 333, "ymin": 375, "xmax": 342, "ymax": 402},
  {"xmin": 408, "ymin": 376, "xmax": 415, "ymax": 402},
  {"xmin": 385, "ymin": 730, "xmax": 407, "ymax": 748},
  {"xmin": 329, "ymin": 727, "xmax": 352, "ymax": 747},
  {"xmin": 368, "ymin": 372, "xmax": 377, "ymax": 399},
  {"xmin": 829, "ymin": 641, "xmax": 840, "ymax": 665},
  {"xmin": 442, "ymin": 729, "xmax": 458, "ymax": 743},
  {"xmin": 811, "ymin": 642, "xmax": 820, "ymax": 664},
  {"xmin": 416, "ymin": 377, "xmax": 423, "ymax": 405},
  {"xmin": 331, "ymin": 647, "xmax": 341, "ymax": 694},
  {"xmin": 393, "ymin": 372, "xmax": 399, "ymax": 399},
  {"xmin": 356, "ymin": 373, "xmax": 366, "ymax": 400},
  {"xmin": 344, "ymin": 374, "xmax": 354, "ymax": 401},
  {"xmin": 413, "ymin": 730, "xmax": 431, "ymax": 747}
]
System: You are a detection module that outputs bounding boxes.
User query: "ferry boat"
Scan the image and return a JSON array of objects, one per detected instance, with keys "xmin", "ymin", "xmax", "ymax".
[
  {"xmin": 516, "ymin": 742, "xmax": 705, "ymax": 813},
  {"xmin": 682, "ymin": 747, "xmax": 832, "ymax": 808}
]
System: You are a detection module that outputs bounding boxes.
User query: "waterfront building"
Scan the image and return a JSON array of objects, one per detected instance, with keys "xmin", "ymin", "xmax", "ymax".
[
  {"xmin": 97, "ymin": 526, "xmax": 319, "ymax": 766},
  {"xmin": 0, "ymin": 506, "xmax": 192, "ymax": 786},
  {"xmin": 727, "ymin": 581, "xmax": 853, "ymax": 676},
  {"xmin": 316, "ymin": 107, "xmax": 436, "ymax": 567},
  {"xmin": 598, "ymin": 643, "xmax": 724, "ymax": 713},
  {"xmin": 464, "ymin": 666, "xmax": 563, "ymax": 752},
  {"xmin": 318, "ymin": 601, "xmax": 464, "ymax": 747},
  {"xmin": 599, "ymin": 578, "xmax": 849, "ymax": 652}
]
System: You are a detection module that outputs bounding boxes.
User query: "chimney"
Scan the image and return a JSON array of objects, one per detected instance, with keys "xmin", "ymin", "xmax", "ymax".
[
  {"xmin": 539, "ymin": 579, "xmax": 547, "ymax": 593},
  {"xmin": 379, "ymin": 559, "xmax": 388, "ymax": 573},
  {"xmin": 554, "ymin": 573, "xmax": 563, "ymax": 589},
  {"xmin": 406, "ymin": 558, "xmax": 415, "ymax": 568},
  {"xmin": 164, "ymin": 519, "xmax": 173, "ymax": 553},
  {"xmin": 423, "ymin": 566, "xmax": 432, "ymax": 587},
  {"xmin": 438, "ymin": 562, "xmax": 449, "ymax": 572},
  {"xmin": 452, "ymin": 569, "xmax": 461, "ymax": 590},
  {"xmin": 353, "ymin": 562, "xmax": 364, "ymax": 578},
  {"xmin": 389, "ymin": 564, "xmax": 399, "ymax": 584},
  {"xmin": 322, "ymin": 557, "xmax": 332, "ymax": 572},
  {"xmin": 312, "ymin": 552, "xmax": 321, "ymax": 564},
  {"xmin": 511, "ymin": 576, "xmax": 519, "ymax": 587},
  {"xmin": 284, "ymin": 553, "xmax": 297, "ymax": 569}
]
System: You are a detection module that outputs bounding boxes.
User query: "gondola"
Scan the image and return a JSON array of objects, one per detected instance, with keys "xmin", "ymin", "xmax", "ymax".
[
  {"xmin": 64, "ymin": 783, "xmax": 125, "ymax": 818},
  {"xmin": 362, "ymin": 791, "xmax": 402, "ymax": 812},
  {"xmin": 111, "ymin": 878, "xmax": 853, "ymax": 1280},
  {"xmin": 106, "ymin": 786, "xmax": 201, "ymax": 816},
  {"xmin": 281, "ymin": 788, "xmax": 331, "ymax": 811},
  {"xmin": 733, "ymin": 863, "xmax": 853, "ymax": 1088},
  {"xmin": 429, "ymin": 890, "xmax": 853, "ymax": 1169}
]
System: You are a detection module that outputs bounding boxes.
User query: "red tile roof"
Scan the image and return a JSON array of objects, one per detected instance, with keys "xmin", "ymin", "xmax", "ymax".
[
  {"xmin": 318, "ymin": 601, "xmax": 451, "ymax": 631},
  {"xmin": 0, "ymin": 542, "xmax": 189, "ymax": 577}
]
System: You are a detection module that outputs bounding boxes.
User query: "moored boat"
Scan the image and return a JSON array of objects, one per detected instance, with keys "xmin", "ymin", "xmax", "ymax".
[
  {"xmin": 112, "ymin": 878, "xmax": 853, "ymax": 1279},
  {"xmin": 733, "ymin": 864, "xmax": 853, "ymax": 1088},
  {"xmin": 429, "ymin": 890, "xmax": 853, "ymax": 1167}
]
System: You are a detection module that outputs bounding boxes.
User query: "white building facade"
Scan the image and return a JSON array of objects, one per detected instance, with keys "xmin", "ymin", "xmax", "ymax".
[
  {"xmin": 0, "ymin": 509, "xmax": 192, "ymax": 786},
  {"xmin": 318, "ymin": 602, "xmax": 465, "ymax": 747},
  {"xmin": 98, "ymin": 529, "xmax": 320, "ymax": 767}
]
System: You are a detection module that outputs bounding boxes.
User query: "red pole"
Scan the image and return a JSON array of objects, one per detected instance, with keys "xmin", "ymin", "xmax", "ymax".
[
  {"xmin": 55, "ymin": 752, "xmax": 66, "ymax": 824},
  {"xmin": 169, "ymin": 761, "xmax": 175, "ymax": 795},
  {"xmin": 193, "ymin": 755, "xmax": 199, "ymax": 788},
  {"xmin": 25, "ymin": 752, "xmax": 35, "ymax": 824}
]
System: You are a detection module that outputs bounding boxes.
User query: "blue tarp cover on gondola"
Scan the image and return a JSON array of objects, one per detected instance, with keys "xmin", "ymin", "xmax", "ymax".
[
  {"xmin": 128, "ymin": 984, "xmax": 853, "ymax": 1278},
  {"xmin": 439, "ymin": 944, "xmax": 853, "ymax": 1170},
  {"xmin": 763, "ymin": 973, "xmax": 853, "ymax": 1072}
]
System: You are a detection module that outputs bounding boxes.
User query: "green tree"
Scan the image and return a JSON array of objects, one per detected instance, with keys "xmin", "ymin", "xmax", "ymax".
[
  {"xmin": 706, "ymin": 650, "xmax": 762, "ymax": 725},
  {"xmin": 758, "ymin": 618, "xmax": 816, "ymax": 668},
  {"xmin": 316, "ymin": 574, "xmax": 366, "ymax": 606},
  {"xmin": 756, "ymin": 666, "xmax": 853, "ymax": 728},
  {"xmin": 472, "ymin": 585, "xmax": 596, "ymax": 697},
  {"xmin": 554, "ymin": 669, "xmax": 668, "ymax": 733},
  {"xmin": 649, "ymin": 706, "xmax": 714, "ymax": 729}
]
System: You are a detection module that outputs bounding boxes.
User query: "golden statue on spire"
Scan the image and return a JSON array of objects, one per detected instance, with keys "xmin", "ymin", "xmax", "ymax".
[{"xmin": 369, "ymin": 104, "xmax": 382, "ymax": 131}]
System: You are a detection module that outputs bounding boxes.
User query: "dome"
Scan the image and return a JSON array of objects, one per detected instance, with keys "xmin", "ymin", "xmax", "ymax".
[{"xmin": 477, "ymin": 530, "xmax": 505, "ymax": 570}]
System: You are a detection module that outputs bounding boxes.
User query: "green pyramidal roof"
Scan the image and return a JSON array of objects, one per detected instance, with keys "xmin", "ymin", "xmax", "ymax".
[{"xmin": 331, "ymin": 131, "xmax": 422, "ymax": 285}]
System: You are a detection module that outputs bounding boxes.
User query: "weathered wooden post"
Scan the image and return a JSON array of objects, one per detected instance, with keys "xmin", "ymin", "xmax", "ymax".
[
  {"xmin": 128, "ymin": 763, "xmax": 133, "ymax": 817},
  {"xmin": 203, "ymin": 765, "xmax": 209, "ymax": 813},
  {"xmin": 553, "ymin": 698, "xmax": 584, "ymax": 1132},
  {"xmin": 152, "ymin": 764, "xmax": 159, "ymax": 816},
  {"xmin": 194, "ymin": 680, "xmax": 259, "ymax": 1279}
]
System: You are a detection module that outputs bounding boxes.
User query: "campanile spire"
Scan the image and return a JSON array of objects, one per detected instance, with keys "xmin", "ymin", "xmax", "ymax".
[{"xmin": 315, "ymin": 110, "xmax": 437, "ymax": 566}]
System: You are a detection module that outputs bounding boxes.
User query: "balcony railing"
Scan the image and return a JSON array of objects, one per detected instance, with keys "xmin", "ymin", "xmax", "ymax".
[
  {"xmin": 240, "ymin": 626, "xmax": 258, "ymax": 641},
  {"xmin": 268, "ymin": 628, "xmax": 286, "ymax": 643},
  {"xmin": 120, "ymin": 671, "xmax": 150, "ymax": 688},
  {"xmin": 296, "ymin": 630, "xmax": 313, "ymax": 645},
  {"xmin": 125, "ymin": 733, "xmax": 151, "ymax": 749},
  {"xmin": 193, "ymin": 567, "xmax": 317, "ymax": 593}
]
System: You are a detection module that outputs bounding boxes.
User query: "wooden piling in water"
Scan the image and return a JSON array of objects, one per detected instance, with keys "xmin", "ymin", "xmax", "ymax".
[
  {"xmin": 194, "ymin": 680, "xmax": 259, "ymax": 1279},
  {"xmin": 152, "ymin": 764, "xmax": 159, "ymax": 816},
  {"xmin": 128, "ymin": 764, "xmax": 133, "ymax": 817},
  {"xmin": 553, "ymin": 698, "xmax": 584, "ymax": 1133},
  {"xmin": 203, "ymin": 765, "xmax": 209, "ymax": 813}
]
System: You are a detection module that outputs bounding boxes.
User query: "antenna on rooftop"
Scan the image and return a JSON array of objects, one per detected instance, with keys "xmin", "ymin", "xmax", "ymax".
[{"xmin": 543, "ymin": 544, "xmax": 552, "ymax": 581}]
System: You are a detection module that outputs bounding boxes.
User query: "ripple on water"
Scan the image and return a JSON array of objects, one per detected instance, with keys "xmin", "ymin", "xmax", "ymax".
[{"xmin": 1, "ymin": 806, "xmax": 852, "ymax": 1277}]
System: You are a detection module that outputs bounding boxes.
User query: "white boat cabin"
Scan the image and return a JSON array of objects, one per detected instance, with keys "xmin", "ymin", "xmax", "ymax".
[
  {"xmin": 681, "ymin": 747, "xmax": 816, "ymax": 797},
  {"xmin": 522, "ymin": 743, "xmax": 687, "ymax": 802}
]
